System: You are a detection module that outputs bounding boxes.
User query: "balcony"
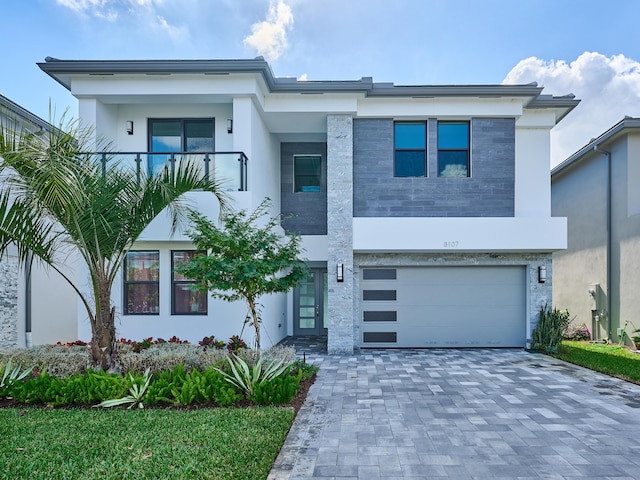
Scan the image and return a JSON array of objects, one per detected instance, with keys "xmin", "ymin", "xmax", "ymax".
[{"xmin": 89, "ymin": 151, "xmax": 248, "ymax": 192}]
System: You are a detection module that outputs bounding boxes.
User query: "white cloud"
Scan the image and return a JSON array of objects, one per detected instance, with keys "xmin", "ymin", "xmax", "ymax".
[
  {"xmin": 56, "ymin": 0, "xmax": 118, "ymax": 20},
  {"xmin": 55, "ymin": 0, "xmax": 188, "ymax": 41},
  {"xmin": 243, "ymin": 0, "xmax": 294, "ymax": 62},
  {"xmin": 504, "ymin": 52, "xmax": 640, "ymax": 166},
  {"xmin": 297, "ymin": 73, "xmax": 308, "ymax": 81}
]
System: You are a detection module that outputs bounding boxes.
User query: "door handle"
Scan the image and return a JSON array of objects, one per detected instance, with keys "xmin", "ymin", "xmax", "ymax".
[{"xmin": 316, "ymin": 305, "xmax": 320, "ymax": 316}]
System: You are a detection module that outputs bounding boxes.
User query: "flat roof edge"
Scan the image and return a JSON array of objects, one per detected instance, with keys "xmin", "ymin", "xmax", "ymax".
[{"xmin": 37, "ymin": 57, "xmax": 549, "ymax": 98}]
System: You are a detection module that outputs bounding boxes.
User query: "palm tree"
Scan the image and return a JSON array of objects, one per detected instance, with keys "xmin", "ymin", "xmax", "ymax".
[{"xmin": 0, "ymin": 112, "xmax": 228, "ymax": 370}]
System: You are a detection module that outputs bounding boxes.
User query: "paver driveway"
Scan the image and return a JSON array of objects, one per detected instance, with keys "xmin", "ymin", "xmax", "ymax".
[{"xmin": 269, "ymin": 349, "xmax": 640, "ymax": 479}]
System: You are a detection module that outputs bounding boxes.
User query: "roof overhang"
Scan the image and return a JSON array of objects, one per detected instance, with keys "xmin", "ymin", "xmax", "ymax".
[
  {"xmin": 552, "ymin": 117, "xmax": 640, "ymax": 177},
  {"xmin": 0, "ymin": 94, "xmax": 52, "ymax": 131}
]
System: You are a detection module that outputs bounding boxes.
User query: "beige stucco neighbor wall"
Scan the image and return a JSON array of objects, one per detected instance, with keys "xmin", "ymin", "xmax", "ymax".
[{"xmin": 552, "ymin": 132, "xmax": 640, "ymax": 342}]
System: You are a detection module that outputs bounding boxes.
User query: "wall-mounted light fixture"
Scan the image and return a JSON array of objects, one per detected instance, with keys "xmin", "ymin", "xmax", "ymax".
[
  {"xmin": 227, "ymin": 119, "xmax": 233, "ymax": 134},
  {"xmin": 126, "ymin": 120, "xmax": 134, "ymax": 135},
  {"xmin": 538, "ymin": 265, "xmax": 547, "ymax": 284},
  {"xmin": 336, "ymin": 263, "xmax": 344, "ymax": 283}
]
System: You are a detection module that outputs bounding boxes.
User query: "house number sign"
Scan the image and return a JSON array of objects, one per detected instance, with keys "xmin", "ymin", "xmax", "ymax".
[{"xmin": 443, "ymin": 241, "xmax": 459, "ymax": 248}]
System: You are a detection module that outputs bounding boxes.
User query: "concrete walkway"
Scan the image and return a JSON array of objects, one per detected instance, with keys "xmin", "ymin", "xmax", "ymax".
[{"xmin": 269, "ymin": 346, "xmax": 640, "ymax": 479}]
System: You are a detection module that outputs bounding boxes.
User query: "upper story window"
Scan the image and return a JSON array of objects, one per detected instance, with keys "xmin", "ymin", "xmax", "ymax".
[
  {"xmin": 148, "ymin": 119, "xmax": 214, "ymax": 174},
  {"xmin": 394, "ymin": 122, "xmax": 426, "ymax": 177},
  {"xmin": 438, "ymin": 121, "xmax": 470, "ymax": 178},
  {"xmin": 294, "ymin": 155, "xmax": 321, "ymax": 192},
  {"xmin": 124, "ymin": 251, "xmax": 159, "ymax": 315},
  {"xmin": 171, "ymin": 251, "xmax": 207, "ymax": 315}
]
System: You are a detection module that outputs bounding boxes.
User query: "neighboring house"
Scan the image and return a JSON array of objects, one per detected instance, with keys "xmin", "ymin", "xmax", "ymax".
[
  {"xmin": 0, "ymin": 95, "xmax": 77, "ymax": 349},
  {"xmin": 37, "ymin": 57, "xmax": 578, "ymax": 353},
  {"xmin": 551, "ymin": 118, "xmax": 640, "ymax": 343}
]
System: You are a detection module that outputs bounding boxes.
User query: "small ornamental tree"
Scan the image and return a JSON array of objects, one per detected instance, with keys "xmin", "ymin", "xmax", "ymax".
[{"xmin": 177, "ymin": 199, "xmax": 308, "ymax": 353}]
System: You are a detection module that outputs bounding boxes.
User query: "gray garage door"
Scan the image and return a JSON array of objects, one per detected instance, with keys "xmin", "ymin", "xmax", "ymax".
[{"xmin": 360, "ymin": 266, "xmax": 526, "ymax": 348}]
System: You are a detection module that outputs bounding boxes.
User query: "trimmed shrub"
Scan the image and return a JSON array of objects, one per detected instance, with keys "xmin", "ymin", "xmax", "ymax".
[
  {"xmin": 563, "ymin": 323, "xmax": 591, "ymax": 341},
  {"xmin": 0, "ymin": 343, "xmax": 296, "ymax": 378},
  {"xmin": 251, "ymin": 370, "xmax": 302, "ymax": 405}
]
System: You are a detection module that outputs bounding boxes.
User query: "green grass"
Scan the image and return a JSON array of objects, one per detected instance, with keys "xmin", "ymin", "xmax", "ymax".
[
  {"xmin": 553, "ymin": 341, "xmax": 640, "ymax": 384},
  {"xmin": 0, "ymin": 407, "xmax": 294, "ymax": 480}
]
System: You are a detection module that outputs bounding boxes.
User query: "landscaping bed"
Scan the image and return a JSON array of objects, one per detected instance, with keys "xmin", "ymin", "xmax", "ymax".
[{"xmin": 0, "ymin": 340, "xmax": 317, "ymax": 411}]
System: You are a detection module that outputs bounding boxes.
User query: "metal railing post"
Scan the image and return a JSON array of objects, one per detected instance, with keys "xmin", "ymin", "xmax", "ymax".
[
  {"xmin": 204, "ymin": 153, "xmax": 210, "ymax": 182},
  {"xmin": 135, "ymin": 153, "xmax": 142, "ymax": 186}
]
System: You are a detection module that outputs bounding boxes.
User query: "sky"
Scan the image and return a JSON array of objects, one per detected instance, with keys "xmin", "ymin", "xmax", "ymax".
[{"xmin": 3, "ymin": 0, "xmax": 640, "ymax": 167}]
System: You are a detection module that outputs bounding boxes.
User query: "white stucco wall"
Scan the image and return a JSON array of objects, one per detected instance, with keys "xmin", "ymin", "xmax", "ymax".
[
  {"xmin": 515, "ymin": 111, "xmax": 555, "ymax": 217},
  {"xmin": 29, "ymin": 259, "xmax": 78, "ymax": 345},
  {"xmin": 353, "ymin": 217, "xmax": 566, "ymax": 252}
]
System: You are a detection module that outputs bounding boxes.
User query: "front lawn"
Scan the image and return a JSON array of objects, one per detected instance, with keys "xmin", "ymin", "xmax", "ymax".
[
  {"xmin": 552, "ymin": 341, "xmax": 640, "ymax": 384},
  {"xmin": 0, "ymin": 407, "xmax": 293, "ymax": 480}
]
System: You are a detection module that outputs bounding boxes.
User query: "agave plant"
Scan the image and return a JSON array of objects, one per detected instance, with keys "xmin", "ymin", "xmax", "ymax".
[
  {"xmin": 216, "ymin": 354, "xmax": 290, "ymax": 397},
  {"xmin": 0, "ymin": 359, "xmax": 34, "ymax": 391},
  {"xmin": 94, "ymin": 368, "xmax": 151, "ymax": 409}
]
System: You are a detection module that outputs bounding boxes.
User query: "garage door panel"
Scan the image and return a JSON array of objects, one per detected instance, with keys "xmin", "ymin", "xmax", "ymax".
[{"xmin": 361, "ymin": 266, "xmax": 526, "ymax": 348}]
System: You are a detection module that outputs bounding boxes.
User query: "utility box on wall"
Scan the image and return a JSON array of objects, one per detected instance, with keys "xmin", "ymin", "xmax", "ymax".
[
  {"xmin": 588, "ymin": 283, "xmax": 608, "ymax": 341},
  {"xmin": 588, "ymin": 283, "xmax": 600, "ymax": 311}
]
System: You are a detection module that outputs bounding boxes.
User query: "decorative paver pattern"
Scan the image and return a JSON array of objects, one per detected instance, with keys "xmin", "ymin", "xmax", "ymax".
[{"xmin": 269, "ymin": 348, "xmax": 640, "ymax": 479}]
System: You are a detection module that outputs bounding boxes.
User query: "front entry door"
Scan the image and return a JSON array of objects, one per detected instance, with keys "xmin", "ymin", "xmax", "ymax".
[{"xmin": 294, "ymin": 268, "xmax": 328, "ymax": 335}]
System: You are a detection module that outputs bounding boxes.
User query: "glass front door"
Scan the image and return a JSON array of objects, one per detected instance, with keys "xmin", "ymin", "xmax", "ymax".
[{"xmin": 294, "ymin": 268, "xmax": 328, "ymax": 335}]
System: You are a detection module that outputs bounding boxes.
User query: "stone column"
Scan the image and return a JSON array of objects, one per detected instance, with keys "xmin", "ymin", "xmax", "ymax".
[
  {"xmin": 0, "ymin": 254, "xmax": 19, "ymax": 349},
  {"xmin": 327, "ymin": 115, "xmax": 354, "ymax": 354}
]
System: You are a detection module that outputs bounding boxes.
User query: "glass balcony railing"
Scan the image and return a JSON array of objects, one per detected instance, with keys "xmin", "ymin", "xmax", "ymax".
[{"xmin": 85, "ymin": 152, "xmax": 248, "ymax": 192}]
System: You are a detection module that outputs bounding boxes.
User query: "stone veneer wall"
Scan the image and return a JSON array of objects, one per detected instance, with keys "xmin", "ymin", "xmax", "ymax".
[
  {"xmin": 0, "ymin": 255, "xmax": 19, "ymax": 349},
  {"xmin": 327, "ymin": 115, "xmax": 355, "ymax": 354},
  {"xmin": 353, "ymin": 118, "xmax": 515, "ymax": 217},
  {"xmin": 353, "ymin": 252, "xmax": 552, "ymax": 349}
]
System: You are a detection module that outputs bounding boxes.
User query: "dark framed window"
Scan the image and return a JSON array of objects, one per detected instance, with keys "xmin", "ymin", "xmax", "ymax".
[
  {"xmin": 438, "ymin": 121, "xmax": 470, "ymax": 177},
  {"xmin": 294, "ymin": 155, "xmax": 321, "ymax": 192},
  {"xmin": 394, "ymin": 122, "xmax": 426, "ymax": 177},
  {"xmin": 148, "ymin": 118, "xmax": 215, "ymax": 175},
  {"xmin": 171, "ymin": 251, "xmax": 208, "ymax": 315},
  {"xmin": 124, "ymin": 251, "xmax": 159, "ymax": 315}
]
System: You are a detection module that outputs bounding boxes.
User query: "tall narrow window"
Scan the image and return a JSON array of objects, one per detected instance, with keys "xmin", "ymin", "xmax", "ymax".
[
  {"xmin": 394, "ymin": 122, "xmax": 426, "ymax": 177},
  {"xmin": 294, "ymin": 155, "xmax": 321, "ymax": 192},
  {"xmin": 124, "ymin": 251, "xmax": 159, "ymax": 315},
  {"xmin": 172, "ymin": 251, "xmax": 208, "ymax": 315},
  {"xmin": 438, "ymin": 121, "xmax": 470, "ymax": 177}
]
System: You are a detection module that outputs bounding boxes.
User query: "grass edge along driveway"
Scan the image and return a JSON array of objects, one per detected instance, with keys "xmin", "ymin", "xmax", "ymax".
[
  {"xmin": 553, "ymin": 340, "xmax": 640, "ymax": 384},
  {"xmin": 1, "ymin": 407, "xmax": 294, "ymax": 480}
]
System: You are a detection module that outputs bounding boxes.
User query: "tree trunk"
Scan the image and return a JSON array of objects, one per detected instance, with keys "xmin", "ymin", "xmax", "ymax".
[
  {"xmin": 90, "ymin": 284, "xmax": 119, "ymax": 372},
  {"xmin": 248, "ymin": 299, "xmax": 261, "ymax": 355}
]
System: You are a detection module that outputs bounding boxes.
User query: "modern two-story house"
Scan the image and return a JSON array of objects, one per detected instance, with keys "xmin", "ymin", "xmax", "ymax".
[{"xmin": 37, "ymin": 57, "xmax": 578, "ymax": 353}]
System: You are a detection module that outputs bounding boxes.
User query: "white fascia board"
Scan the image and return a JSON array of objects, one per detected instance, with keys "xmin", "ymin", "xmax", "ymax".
[
  {"xmin": 264, "ymin": 94, "xmax": 358, "ymax": 113},
  {"xmin": 70, "ymin": 74, "xmax": 265, "ymax": 102},
  {"xmin": 353, "ymin": 217, "xmax": 567, "ymax": 252},
  {"xmin": 356, "ymin": 97, "xmax": 524, "ymax": 118},
  {"xmin": 515, "ymin": 110, "xmax": 557, "ymax": 128}
]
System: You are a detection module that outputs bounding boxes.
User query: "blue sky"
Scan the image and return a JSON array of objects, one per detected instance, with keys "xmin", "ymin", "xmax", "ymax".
[{"xmin": 3, "ymin": 0, "xmax": 640, "ymax": 165}]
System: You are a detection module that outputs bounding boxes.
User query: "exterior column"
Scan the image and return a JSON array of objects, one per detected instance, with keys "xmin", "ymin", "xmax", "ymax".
[
  {"xmin": 327, "ymin": 115, "xmax": 354, "ymax": 354},
  {"xmin": 0, "ymin": 253, "xmax": 19, "ymax": 349}
]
